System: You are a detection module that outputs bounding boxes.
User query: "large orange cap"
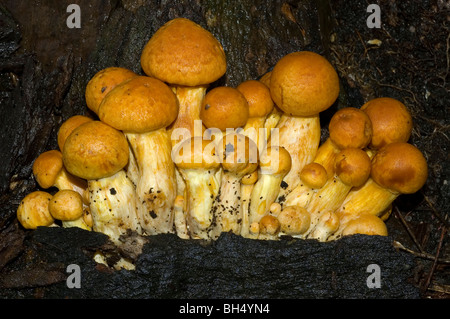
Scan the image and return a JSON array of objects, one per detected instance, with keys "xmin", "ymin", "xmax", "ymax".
[
  {"xmin": 371, "ymin": 142, "xmax": 428, "ymax": 194},
  {"xmin": 361, "ymin": 97, "xmax": 413, "ymax": 149},
  {"xmin": 269, "ymin": 51, "xmax": 340, "ymax": 116},
  {"xmin": 237, "ymin": 80, "xmax": 274, "ymax": 118},
  {"xmin": 140, "ymin": 18, "xmax": 226, "ymax": 86},
  {"xmin": 62, "ymin": 121, "xmax": 129, "ymax": 180},
  {"xmin": 85, "ymin": 67, "xmax": 137, "ymax": 114},
  {"xmin": 200, "ymin": 86, "xmax": 249, "ymax": 131},
  {"xmin": 98, "ymin": 76, "xmax": 179, "ymax": 133},
  {"xmin": 328, "ymin": 107, "xmax": 373, "ymax": 149}
]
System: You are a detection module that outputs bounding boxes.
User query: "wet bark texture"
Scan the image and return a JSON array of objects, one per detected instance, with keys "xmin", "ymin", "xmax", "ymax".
[{"xmin": 0, "ymin": 0, "xmax": 448, "ymax": 298}]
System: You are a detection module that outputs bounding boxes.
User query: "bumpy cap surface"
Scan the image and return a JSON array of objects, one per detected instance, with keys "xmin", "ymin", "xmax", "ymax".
[
  {"xmin": 48, "ymin": 189, "xmax": 84, "ymax": 221},
  {"xmin": 329, "ymin": 107, "xmax": 373, "ymax": 150},
  {"xmin": 361, "ymin": 97, "xmax": 413, "ymax": 149},
  {"xmin": 270, "ymin": 51, "xmax": 340, "ymax": 117},
  {"xmin": 98, "ymin": 76, "xmax": 179, "ymax": 133},
  {"xmin": 140, "ymin": 18, "xmax": 226, "ymax": 86},
  {"xmin": 85, "ymin": 67, "xmax": 137, "ymax": 114},
  {"xmin": 62, "ymin": 121, "xmax": 129, "ymax": 180},
  {"xmin": 371, "ymin": 142, "xmax": 428, "ymax": 194},
  {"xmin": 200, "ymin": 86, "xmax": 249, "ymax": 131}
]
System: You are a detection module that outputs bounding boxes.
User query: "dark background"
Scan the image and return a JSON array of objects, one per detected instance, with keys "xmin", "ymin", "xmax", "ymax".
[{"xmin": 0, "ymin": 0, "xmax": 448, "ymax": 298}]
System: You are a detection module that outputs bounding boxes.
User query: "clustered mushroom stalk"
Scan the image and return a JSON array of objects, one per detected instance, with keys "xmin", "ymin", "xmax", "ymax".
[
  {"xmin": 331, "ymin": 142, "xmax": 428, "ymax": 239},
  {"xmin": 269, "ymin": 51, "xmax": 340, "ymax": 202},
  {"xmin": 306, "ymin": 148, "xmax": 372, "ymax": 241},
  {"xmin": 62, "ymin": 121, "xmax": 142, "ymax": 244},
  {"xmin": 173, "ymin": 136, "xmax": 221, "ymax": 239},
  {"xmin": 283, "ymin": 107, "xmax": 373, "ymax": 209},
  {"xmin": 140, "ymin": 18, "xmax": 226, "ymax": 207},
  {"xmin": 98, "ymin": 76, "xmax": 179, "ymax": 236},
  {"xmin": 248, "ymin": 145, "xmax": 292, "ymax": 238},
  {"xmin": 209, "ymin": 133, "xmax": 259, "ymax": 239}
]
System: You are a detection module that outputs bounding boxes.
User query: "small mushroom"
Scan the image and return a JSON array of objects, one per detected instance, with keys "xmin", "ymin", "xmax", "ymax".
[
  {"xmin": 172, "ymin": 136, "xmax": 221, "ymax": 239},
  {"xmin": 248, "ymin": 145, "xmax": 291, "ymax": 237},
  {"xmin": 200, "ymin": 86, "xmax": 250, "ymax": 143},
  {"xmin": 258, "ymin": 215, "xmax": 280, "ymax": 240},
  {"xmin": 276, "ymin": 205, "xmax": 311, "ymax": 237},
  {"xmin": 360, "ymin": 97, "xmax": 413, "ymax": 150},
  {"xmin": 17, "ymin": 191, "xmax": 55, "ymax": 229},
  {"xmin": 237, "ymin": 80, "xmax": 274, "ymax": 151},
  {"xmin": 209, "ymin": 133, "xmax": 258, "ymax": 239},
  {"xmin": 32, "ymin": 150, "xmax": 87, "ymax": 196},
  {"xmin": 341, "ymin": 214, "xmax": 388, "ymax": 237},
  {"xmin": 48, "ymin": 189, "xmax": 90, "ymax": 230}
]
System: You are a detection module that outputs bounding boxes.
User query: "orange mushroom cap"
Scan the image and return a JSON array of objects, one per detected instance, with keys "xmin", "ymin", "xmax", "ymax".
[
  {"xmin": 98, "ymin": 76, "xmax": 179, "ymax": 133},
  {"xmin": 361, "ymin": 97, "xmax": 413, "ymax": 149},
  {"xmin": 328, "ymin": 107, "xmax": 373, "ymax": 150},
  {"xmin": 140, "ymin": 18, "xmax": 226, "ymax": 87},
  {"xmin": 62, "ymin": 121, "xmax": 129, "ymax": 180},
  {"xmin": 269, "ymin": 51, "xmax": 340, "ymax": 117},
  {"xmin": 200, "ymin": 86, "xmax": 249, "ymax": 131},
  {"xmin": 85, "ymin": 67, "xmax": 137, "ymax": 114},
  {"xmin": 370, "ymin": 142, "xmax": 428, "ymax": 194}
]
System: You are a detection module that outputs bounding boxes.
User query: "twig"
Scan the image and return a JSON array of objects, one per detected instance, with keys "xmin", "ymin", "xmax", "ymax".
[
  {"xmin": 394, "ymin": 206, "xmax": 425, "ymax": 253},
  {"xmin": 423, "ymin": 227, "xmax": 448, "ymax": 292},
  {"xmin": 393, "ymin": 241, "xmax": 450, "ymax": 264}
]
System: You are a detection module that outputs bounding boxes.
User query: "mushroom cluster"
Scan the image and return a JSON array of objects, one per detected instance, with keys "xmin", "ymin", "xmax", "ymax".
[{"xmin": 18, "ymin": 18, "xmax": 428, "ymax": 248}]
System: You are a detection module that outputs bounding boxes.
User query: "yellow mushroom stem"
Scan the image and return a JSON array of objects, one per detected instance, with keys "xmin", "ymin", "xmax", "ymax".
[
  {"xmin": 209, "ymin": 133, "xmax": 258, "ymax": 239},
  {"xmin": 88, "ymin": 170, "xmax": 142, "ymax": 244},
  {"xmin": 173, "ymin": 136, "xmax": 221, "ymax": 240},
  {"xmin": 126, "ymin": 129, "xmax": 177, "ymax": 235},
  {"xmin": 270, "ymin": 114, "xmax": 321, "ymax": 200},
  {"xmin": 240, "ymin": 170, "xmax": 258, "ymax": 238},
  {"xmin": 173, "ymin": 195, "xmax": 189, "ymax": 239},
  {"xmin": 305, "ymin": 148, "xmax": 372, "ymax": 238},
  {"xmin": 248, "ymin": 146, "xmax": 291, "ymax": 236}
]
